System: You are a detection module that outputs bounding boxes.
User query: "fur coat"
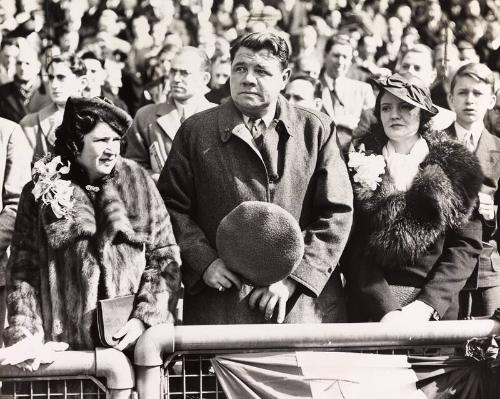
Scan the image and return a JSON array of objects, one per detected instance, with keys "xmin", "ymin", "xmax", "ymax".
[
  {"xmin": 5, "ymin": 157, "xmax": 181, "ymax": 350},
  {"xmin": 343, "ymin": 129, "xmax": 484, "ymax": 321}
]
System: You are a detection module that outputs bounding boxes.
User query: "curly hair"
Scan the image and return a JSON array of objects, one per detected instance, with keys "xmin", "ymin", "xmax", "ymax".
[{"xmin": 54, "ymin": 97, "xmax": 131, "ymax": 163}]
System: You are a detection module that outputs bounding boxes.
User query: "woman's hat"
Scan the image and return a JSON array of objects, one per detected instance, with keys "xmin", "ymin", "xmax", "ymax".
[
  {"xmin": 61, "ymin": 96, "xmax": 132, "ymax": 137},
  {"xmin": 374, "ymin": 73, "xmax": 439, "ymax": 116},
  {"xmin": 216, "ymin": 201, "xmax": 304, "ymax": 286}
]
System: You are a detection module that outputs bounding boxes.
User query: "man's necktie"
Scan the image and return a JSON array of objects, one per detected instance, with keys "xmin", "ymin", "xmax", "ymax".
[
  {"xmin": 250, "ymin": 118, "xmax": 264, "ymax": 148},
  {"xmin": 249, "ymin": 118, "xmax": 279, "ymax": 181},
  {"xmin": 462, "ymin": 132, "xmax": 475, "ymax": 152}
]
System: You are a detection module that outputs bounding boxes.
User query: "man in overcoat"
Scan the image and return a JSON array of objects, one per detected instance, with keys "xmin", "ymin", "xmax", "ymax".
[
  {"xmin": 0, "ymin": 117, "xmax": 32, "ymax": 344},
  {"xmin": 158, "ymin": 32, "xmax": 353, "ymax": 325}
]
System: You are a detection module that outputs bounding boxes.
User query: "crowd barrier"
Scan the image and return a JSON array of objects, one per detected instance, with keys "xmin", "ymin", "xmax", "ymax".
[
  {"xmin": 135, "ymin": 319, "xmax": 500, "ymax": 398},
  {"xmin": 0, "ymin": 348, "xmax": 134, "ymax": 399},
  {"xmin": 0, "ymin": 320, "xmax": 499, "ymax": 399}
]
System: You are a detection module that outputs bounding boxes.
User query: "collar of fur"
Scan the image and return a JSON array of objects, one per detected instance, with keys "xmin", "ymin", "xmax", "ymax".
[
  {"xmin": 42, "ymin": 158, "xmax": 152, "ymax": 249},
  {"xmin": 352, "ymin": 129, "xmax": 483, "ymax": 267}
]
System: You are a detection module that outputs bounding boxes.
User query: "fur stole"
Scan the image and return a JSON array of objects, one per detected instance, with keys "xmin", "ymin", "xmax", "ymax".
[{"xmin": 351, "ymin": 130, "xmax": 483, "ymax": 268}]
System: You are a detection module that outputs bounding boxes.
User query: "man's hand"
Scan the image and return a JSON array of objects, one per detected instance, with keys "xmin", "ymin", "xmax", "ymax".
[
  {"xmin": 203, "ymin": 258, "xmax": 242, "ymax": 292},
  {"xmin": 248, "ymin": 278, "xmax": 297, "ymax": 323},
  {"xmin": 478, "ymin": 192, "xmax": 496, "ymax": 221},
  {"xmin": 113, "ymin": 318, "xmax": 146, "ymax": 351},
  {"xmin": 0, "ymin": 328, "xmax": 68, "ymax": 371}
]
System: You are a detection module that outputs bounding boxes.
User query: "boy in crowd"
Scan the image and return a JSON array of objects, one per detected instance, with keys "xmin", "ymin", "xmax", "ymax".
[{"xmin": 446, "ymin": 63, "xmax": 500, "ymax": 317}]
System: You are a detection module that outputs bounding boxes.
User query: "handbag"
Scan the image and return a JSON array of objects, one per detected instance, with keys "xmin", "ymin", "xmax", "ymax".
[{"xmin": 96, "ymin": 295, "xmax": 135, "ymax": 347}]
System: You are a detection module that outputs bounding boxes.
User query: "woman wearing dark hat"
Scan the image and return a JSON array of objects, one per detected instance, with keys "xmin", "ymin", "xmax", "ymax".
[
  {"xmin": 3, "ymin": 97, "xmax": 181, "ymax": 368},
  {"xmin": 343, "ymin": 73, "xmax": 484, "ymax": 322}
]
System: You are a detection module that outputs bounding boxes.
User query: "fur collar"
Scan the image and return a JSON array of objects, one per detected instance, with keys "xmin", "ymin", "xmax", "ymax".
[
  {"xmin": 43, "ymin": 158, "xmax": 151, "ymax": 249},
  {"xmin": 352, "ymin": 130, "xmax": 483, "ymax": 267}
]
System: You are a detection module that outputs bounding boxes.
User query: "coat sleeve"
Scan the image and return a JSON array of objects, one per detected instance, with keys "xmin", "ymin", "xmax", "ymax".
[
  {"xmin": 4, "ymin": 182, "xmax": 44, "ymax": 346},
  {"xmin": 130, "ymin": 171, "xmax": 181, "ymax": 326},
  {"xmin": 290, "ymin": 120, "xmax": 354, "ymax": 297},
  {"xmin": 0, "ymin": 124, "xmax": 32, "ymax": 266},
  {"xmin": 417, "ymin": 216, "xmax": 483, "ymax": 318},
  {"xmin": 123, "ymin": 110, "xmax": 154, "ymax": 173},
  {"xmin": 157, "ymin": 123, "xmax": 219, "ymax": 295}
]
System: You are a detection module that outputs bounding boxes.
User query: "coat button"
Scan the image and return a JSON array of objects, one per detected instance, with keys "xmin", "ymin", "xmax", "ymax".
[{"xmin": 327, "ymin": 267, "xmax": 332, "ymax": 273}]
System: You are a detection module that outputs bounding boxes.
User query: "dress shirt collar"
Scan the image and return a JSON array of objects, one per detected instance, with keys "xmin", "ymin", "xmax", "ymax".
[
  {"xmin": 454, "ymin": 121, "xmax": 483, "ymax": 151},
  {"xmin": 241, "ymin": 105, "xmax": 276, "ymax": 130},
  {"xmin": 174, "ymin": 95, "xmax": 203, "ymax": 120}
]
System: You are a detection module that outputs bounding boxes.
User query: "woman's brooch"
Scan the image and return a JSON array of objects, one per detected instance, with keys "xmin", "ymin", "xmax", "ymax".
[
  {"xmin": 85, "ymin": 185, "xmax": 100, "ymax": 193},
  {"xmin": 348, "ymin": 144, "xmax": 386, "ymax": 191},
  {"xmin": 32, "ymin": 155, "xmax": 74, "ymax": 219}
]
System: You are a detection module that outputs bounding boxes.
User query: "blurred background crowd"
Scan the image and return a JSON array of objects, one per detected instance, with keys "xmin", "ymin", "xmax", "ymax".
[{"xmin": 0, "ymin": 0, "xmax": 497, "ymax": 124}]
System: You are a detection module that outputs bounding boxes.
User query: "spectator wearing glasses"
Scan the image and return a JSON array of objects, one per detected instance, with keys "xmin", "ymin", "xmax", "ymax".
[{"xmin": 124, "ymin": 46, "xmax": 216, "ymax": 180}]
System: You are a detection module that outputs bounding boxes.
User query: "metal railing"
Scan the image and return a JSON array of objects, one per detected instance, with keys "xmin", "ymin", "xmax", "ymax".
[
  {"xmin": 0, "ymin": 348, "xmax": 134, "ymax": 399},
  {"xmin": 134, "ymin": 319, "xmax": 500, "ymax": 398}
]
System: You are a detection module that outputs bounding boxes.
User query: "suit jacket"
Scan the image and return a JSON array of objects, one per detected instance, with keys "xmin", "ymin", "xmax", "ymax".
[
  {"xmin": 0, "ymin": 118, "xmax": 32, "ymax": 286},
  {"xmin": 20, "ymin": 102, "xmax": 62, "ymax": 163},
  {"xmin": 124, "ymin": 96, "xmax": 216, "ymax": 174},
  {"xmin": 320, "ymin": 75, "xmax": 375, "ymax": 151},
  {"xmin": 158, "ymin": 96, "xmax": 354, "ymax": 325},
  {"xmin": 446, "ymin": 125, "xmax": 500, "ymax": 288},
  {"xmin": 0, "ymin": 81, "xmax": 50, "ymax": 123}
]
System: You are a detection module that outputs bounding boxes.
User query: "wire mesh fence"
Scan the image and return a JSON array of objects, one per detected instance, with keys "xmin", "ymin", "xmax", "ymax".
[{"xmin": 0, "ymin": 377, "xmax": 108, "ymax": 399}]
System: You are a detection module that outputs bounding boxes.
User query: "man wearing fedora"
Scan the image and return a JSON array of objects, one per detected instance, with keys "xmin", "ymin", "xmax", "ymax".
[{"xmin": 158, "ymin": 32, "xmax": 353, "ymax": 325}]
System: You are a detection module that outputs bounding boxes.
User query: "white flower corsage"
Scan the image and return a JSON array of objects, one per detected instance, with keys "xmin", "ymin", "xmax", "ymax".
[
  {"xmin": 348, "ymin": 144, "xmax": 386, "ymax": 190},
  {"xmin": 32, "ymin": 155, "xmax": 74, "ymax": 219}
]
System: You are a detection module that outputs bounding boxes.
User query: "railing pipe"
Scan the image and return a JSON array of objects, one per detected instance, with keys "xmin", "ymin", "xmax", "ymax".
[
  {"xmin": 135, "ymin": 320, "xmax": 500, "ymax": 366},
  {"xmin": 0, "ymin": 348, "xmax": 134, "ymax": 390}
]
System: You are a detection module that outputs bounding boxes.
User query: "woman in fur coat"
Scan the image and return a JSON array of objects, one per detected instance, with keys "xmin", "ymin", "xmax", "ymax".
[
  {"xmin": 343, "ymin": 73, "xmax": 484, "ymax": 322},
  {"xmin": 3, "ymin": 97, "xmax": 181, "ymax": 369}
]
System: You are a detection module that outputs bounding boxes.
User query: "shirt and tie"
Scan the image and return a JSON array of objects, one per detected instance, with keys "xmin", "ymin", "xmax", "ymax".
[
  {"xmin": 454, "ymin": 121, "xmax": 483, "ymax": 152},
  {"xmin": 242, "ymin": 112, "xmax": 282, "ymax": 183}
]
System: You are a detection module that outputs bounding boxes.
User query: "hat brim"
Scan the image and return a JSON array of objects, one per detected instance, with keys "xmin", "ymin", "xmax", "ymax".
[
  {"xmin": 370, "ymin": 77, "xmax": 439, "ymax": 116},
  {"xmin": 383, "ymin": 86, "xmax": 439, "ymax": 116}
]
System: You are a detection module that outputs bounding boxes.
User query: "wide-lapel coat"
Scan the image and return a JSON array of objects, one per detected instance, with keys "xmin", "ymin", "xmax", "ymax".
[
  {"xmin": 124, "ymin": 96, "xmax": 216, "ymax": 174},
  {"xmin": 158, "ymin": 96, "xmax": 354, "ymax": 325},
  {"xmin": 20, "ymin": 102, "xmax": 61, "ymax": 163},
  {"xmin": 446, "ymin": 125, "xmax": 500, "ymax": 288}
]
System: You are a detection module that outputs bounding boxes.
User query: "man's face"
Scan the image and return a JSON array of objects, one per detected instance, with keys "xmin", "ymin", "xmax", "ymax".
[
  {"xmin": 230, "ymin": 46, "xmax": 290, "ymax": 117},
  {"xmin": 398, "ymin": 52, "xmax": 435, "ymax": 87},
  {"xmin": 433, "ymin": 47, "xmax": 460, "ymax": 80},
  {"xmin": 0, "ymin": 44, "xmax": 19, "ymax": 71},
  {"xmin": 169, "ymin": 51, "xmax": 209, "ymax": 102},
  {"xmin": 15, "ymin": 50, "xmax": 40, "ymax": 83},
  {"xmin": 83, "ymin": 58, "xmax": 106, "ymax": 95},
  {"xmin": 324, "ymin": 43, "xmax": 352, "ymax": 79},
  {"xmin": 450, "ymin": 76, "xmax": 495, "ymax": 129},
  {"xmin": 211, "ymin": 61, "xmax": 230, "ymax": 89},
  {"xmin": 47, "ymin": 62, "xmax": 85, "ymax": 106},
  {"xmin": 284, "ymin": 79, "xmax": 319, "ymax": 110}
]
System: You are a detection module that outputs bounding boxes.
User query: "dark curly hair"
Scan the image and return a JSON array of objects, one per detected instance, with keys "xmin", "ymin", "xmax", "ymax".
[{"xmin": 54, "ymin": 97, "xmax": 132, "ymax": 163}]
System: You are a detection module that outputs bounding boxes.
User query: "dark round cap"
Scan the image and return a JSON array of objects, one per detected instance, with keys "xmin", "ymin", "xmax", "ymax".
[{"xmin": 216, "ymin": 201, "xmax": 304, "ymax": 286}]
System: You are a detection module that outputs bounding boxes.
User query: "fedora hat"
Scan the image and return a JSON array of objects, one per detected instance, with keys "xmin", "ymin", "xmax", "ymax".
[{"xmin": 216, "ymin": 201, "xmax": 304, "ymax": 286}]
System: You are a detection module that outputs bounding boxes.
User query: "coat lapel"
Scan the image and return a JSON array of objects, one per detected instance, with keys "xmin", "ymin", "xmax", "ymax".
[
  {"xmin": 475, "ymin": 128, "xmax": 500, "ymax": 195},
  {"xmin": 38, "ymin": 103, "xmax": 61, "ymax": 144},
  {"xmin": 156, "ymin": 101, "xmax": 180, "ymax": 141}
]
